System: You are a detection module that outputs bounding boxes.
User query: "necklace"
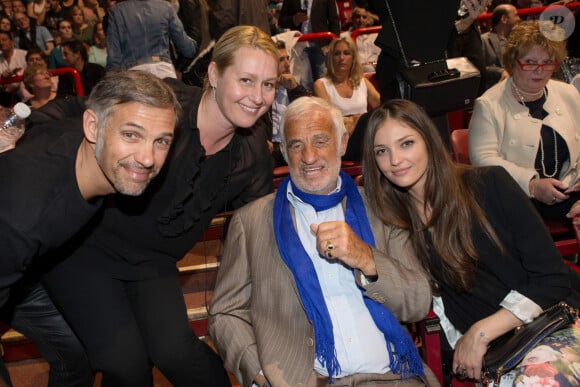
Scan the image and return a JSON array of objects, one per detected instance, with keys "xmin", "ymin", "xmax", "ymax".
[{"xmin": 510, "ymin": 78, "xmax": 558, "ymax": 178}]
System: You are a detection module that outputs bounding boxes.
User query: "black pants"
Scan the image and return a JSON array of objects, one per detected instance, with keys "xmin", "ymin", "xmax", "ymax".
[
  {"xmin": 43, "ymin": 256, "xmax": 230, "ymax": 387},
  {"xmin": 0, "ymin": 282, "xmax": 93, "ymax": 387}
]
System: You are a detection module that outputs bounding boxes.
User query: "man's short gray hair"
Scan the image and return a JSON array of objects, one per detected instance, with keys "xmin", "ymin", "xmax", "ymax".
[
  {"xmin": 279, "ymin": 96, "xmax": 346, "ymax": 154},
  {"xmin": 87, "ymin": 70, "xmax": 181, "ymax": 131}
]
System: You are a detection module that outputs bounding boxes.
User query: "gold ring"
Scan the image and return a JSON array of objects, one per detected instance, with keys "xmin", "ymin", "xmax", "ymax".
[
  {"xmin": 326, "ymin": 240, "xmax": 334, "ymax": 251},
  {"xmin": 456, "ymin": 365, "xmax": 467, "ymax": 380}
]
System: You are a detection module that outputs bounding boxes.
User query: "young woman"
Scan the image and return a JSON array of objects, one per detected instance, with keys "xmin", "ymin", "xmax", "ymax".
[{"xmin": 362, "ymin": 99, "xmax": 580, "ymax": 385}]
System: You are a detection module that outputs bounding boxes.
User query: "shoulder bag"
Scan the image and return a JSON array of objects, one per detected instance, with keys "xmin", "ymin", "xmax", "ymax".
[{"xmin": 482, "ymin": 302, "xmax": 578, "ymax": 386}]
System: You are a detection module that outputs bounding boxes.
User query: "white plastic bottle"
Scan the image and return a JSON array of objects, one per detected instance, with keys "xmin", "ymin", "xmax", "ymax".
[{"xmin": 0, "ymin": 102, "xmax": 32, "ymax": 152}]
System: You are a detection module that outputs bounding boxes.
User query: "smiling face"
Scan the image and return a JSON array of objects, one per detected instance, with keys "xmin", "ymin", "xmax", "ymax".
[
  {"xmin": 284, "ymin": 109, "xmax": 347, "ymax": 195},
  {"xmin": 373, "ymin": 118, "xmax": 429, "ymax": 199},
  {"xmin": 512, "ymin": 44, "xmax": 556, "ymax": 95},
  {"xmin": 208, "ymin": 46, "xmax": 277, "ymax": 129},
  {"xmin": 90, "ymin": 102, "xmax": 175, "ymax": 196}
]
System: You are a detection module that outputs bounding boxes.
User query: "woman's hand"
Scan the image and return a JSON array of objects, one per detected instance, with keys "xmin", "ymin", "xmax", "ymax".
[
  {"xmin": 531, "ymin": 178, "xmax": 568, "ymax": 205},
  {"xmin": 453, "ymin": 308, "xmax": 523, "ymax": 381},
  {"xmin": 453, "ymin": 325, "xmax": 489, "ymax": 380}
]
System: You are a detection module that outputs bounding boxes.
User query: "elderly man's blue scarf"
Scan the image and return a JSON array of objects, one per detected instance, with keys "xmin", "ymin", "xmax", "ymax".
[{"xmin": 273, "ymin": 171, "xmax": 424, "ymax": 382}]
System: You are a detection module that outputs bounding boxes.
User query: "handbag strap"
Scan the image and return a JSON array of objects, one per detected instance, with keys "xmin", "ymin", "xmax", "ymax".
[{"xmin": 384, "ymin": 0, "xmax": 410, "ymax": 67}]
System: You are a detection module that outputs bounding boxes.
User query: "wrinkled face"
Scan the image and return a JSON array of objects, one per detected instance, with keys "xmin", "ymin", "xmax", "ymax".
[
  {"xmin": 59, "ymin": 21, "xmax": 73, "ymax": 39},
  {"xmin": 283, "ymin": 110, "xmax": 347, "ymax": 195},
  {"xmin": 209, "ymin": 47, "xmax": 277, "ymax": 129},
  {"xmin": 278, "ymin": 48, "xmax": 291, "ymax": 74},
  {"xmin": 62, "ymin": 45, "xmax": 80, "ymax": 66},
  {"xmin": 352, "ymin": 10, "xmax": 369, "ymax": 29},
  {"xmin": 512, "ymin": 45, "xmax": 556, "ymax": 95},
  {"xmin": 93, "ymin": 102, "xmax": 175, "ymax": 196},
  {"xmin": 0, "ymin": 18, "xmax": 11, "ymax": 32},
  {"xmin": 0, "ymin": 33, "xmax": 13, "ymax": 52},
  {"xmin": 13, "ymin": 13, "xmax": 29, "ymax": 30},
  {"xmin": 373, "ymin": 118, "xmax": 429, "ymax": 199},
  {"xmin": 332, "ymin": 41, "xmax": 353, "ymax": 74},
  {"xmin": 29, "ymin": 68, "xmax": 52, "ymax": 90}
]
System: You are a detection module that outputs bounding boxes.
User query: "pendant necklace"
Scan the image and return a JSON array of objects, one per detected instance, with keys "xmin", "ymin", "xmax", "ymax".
[{"xmin": 510, "ymin": 78, "xmax": 558, "ymax": 178}]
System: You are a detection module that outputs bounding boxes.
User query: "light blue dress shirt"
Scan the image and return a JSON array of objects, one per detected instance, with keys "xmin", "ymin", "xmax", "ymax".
[{"xmin": 286, "ymin": 178, "xmax": 390, "ymax": 377}]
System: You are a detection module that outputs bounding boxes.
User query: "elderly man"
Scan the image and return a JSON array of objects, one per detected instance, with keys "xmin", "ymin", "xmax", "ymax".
[
  {"xmin": 209, "ymin": 97, "xmax": 437, "ymax": 386},
  {"xmin": 0, "ymin": 70, "xmax": 179, "ymax": 387}
]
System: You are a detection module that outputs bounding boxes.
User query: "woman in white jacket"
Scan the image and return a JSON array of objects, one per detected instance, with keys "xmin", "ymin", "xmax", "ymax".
[{"xmin": 469, "ymin": 20, "xmax": 580, "ymax": 220}]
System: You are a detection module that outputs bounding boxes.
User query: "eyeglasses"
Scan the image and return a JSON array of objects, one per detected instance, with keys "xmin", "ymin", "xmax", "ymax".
[{"xmin": 516, "ymin": 59, "xmax": 560, "ymax": 71}]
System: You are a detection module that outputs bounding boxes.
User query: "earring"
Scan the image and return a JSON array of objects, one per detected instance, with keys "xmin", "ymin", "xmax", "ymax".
[{"xmin": 212, "ymin": 85, "xmax": 216, "ymax": 101}]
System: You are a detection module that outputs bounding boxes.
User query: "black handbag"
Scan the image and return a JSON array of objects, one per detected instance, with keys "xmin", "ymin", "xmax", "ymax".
[
  {"xmin": 482, "ymin": 302, "xmax": 578, "ymax": 385},
  {"xmin": 384, "ymin": 0, "xmax": 481, "ymax": 116}
]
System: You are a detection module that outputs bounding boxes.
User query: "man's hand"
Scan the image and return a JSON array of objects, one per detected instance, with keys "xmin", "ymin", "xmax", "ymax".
[
  {"xmin": 310, "ymin": 221, "xmax": 376, "ymax": 277},
  {"xmin": 278, "ymin": 73, "xmax": 298, "ymax": 90}
]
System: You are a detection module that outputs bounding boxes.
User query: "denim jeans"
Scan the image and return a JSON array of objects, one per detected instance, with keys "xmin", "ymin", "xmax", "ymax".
[{"xmin": 0, "ymin": 282, "xmax": 93, "ymax": 387}]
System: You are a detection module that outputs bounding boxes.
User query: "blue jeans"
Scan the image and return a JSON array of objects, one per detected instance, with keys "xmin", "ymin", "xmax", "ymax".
[{"xmin": 0, "ymin": 282, "xmax": 93, "ymax": 387}]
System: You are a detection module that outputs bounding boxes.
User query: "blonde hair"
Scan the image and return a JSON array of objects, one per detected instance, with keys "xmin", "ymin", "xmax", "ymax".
[
  {"xmin": 203, "ymin": 25, "xmax": 278, "ymax": 91},
  {"xmin": 325, "ymin": 36, "xmax": 363, "ymax": 88}
]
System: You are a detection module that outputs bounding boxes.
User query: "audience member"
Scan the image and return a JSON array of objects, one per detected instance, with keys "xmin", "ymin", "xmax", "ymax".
[
  {"xmin": 208, "ymin": 0, "xmax": 271, "ymax": 40},
  {"xmin": 362, "ymin": 98, "xmax": 580, "ymax": 385},
  {"xmin": 22, "ymin": 62, "xmax": 55, "ymax": 108},
  {"xmin": 61, "ymin": 0, "xmax": 83, "ymax": 21},
  {"xmin": 44, "ymin": 0, "xmax": 64, "ymax": 32},
  {"xmin": 59, "ymin": 39, "xmax": 104, "ymax": 95},
  {"xmin": 0, "ymin": 16, "xmax": 14, "ymax": 33},
  {"xmin": 0, "ymin": 0, "xmax": 12, "ymax": 19},
  {"xmin": 42, "ymin": 25, "xmax": 276, "ymax": 386},
  {"xmin": 81, "ymin": 0, "xmax": 103, "ymax": 25},
  {"xmin": 48, "ymin": 18, "xmax": 72, "ymax": 68},
  {"xmin": 106, "ymin": 0, "xmax": 197, "ymax": 79},
  {"xmin": 70, "ymin": 5, "xmax": 93, "ymax": 45},
  {"xmin": 18, "ymin": 46, "xmax": 58, "ymax": 102},
  {"xmin": 313, "ymin": 36, "xmax": 380, "ymax": 134},
  {"xmin": 13, "ymin": 12, "xmax": 54, "ymax": 56},
  {"xmin": 88, "ymin": 21, "xmax": 106, "ymax": 67},
  {"xmin": 270, "ymin": 39, "xmax": 308, "ymax": 167},
  {"xmin": 0, "ymin": 30, "xmax": 27, "ymax": 107},
  {"xmin": 11, "ymin": 0, "xmax": 26, "ymax": 16},
  {"xmin": 278, "ymin": 0, "xmax": 340, "ymax": 91},
  {"xmin": 481, "ymin": 4, "xmax": 520, "ymax": 90},
  {"xmin": 27, "ymin": 0, "xmax": 48, "ymax": 26},
  {"xmin": 469, "ymin": 20, "xmax": 580, "ymax": 221},
  {"xmin": 341, "ymin": 6, "xmax": 380, "ymax": 73},
  {"xmin": 209, "ymin": 96, "xmax": 436, "ymax": 386},
  {"xmin": 0, "ymin": 70, "xmax": 180, "ymax": 387}
]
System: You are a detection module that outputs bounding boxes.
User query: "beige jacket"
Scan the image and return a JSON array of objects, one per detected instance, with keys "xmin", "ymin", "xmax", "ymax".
[{"xmin": 209, "ymin": 190, "xmax": 434, "ymax": 387}]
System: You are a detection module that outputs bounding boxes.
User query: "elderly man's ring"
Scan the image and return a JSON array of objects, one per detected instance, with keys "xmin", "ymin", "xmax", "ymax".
[
  {"xmin": 326, "ymin": 240, "xmax": 334, "ymax": 251},
  {"xmin": 456, "ymin": 365, "xmax": 467, "ymax": 380},
  {"xmin": 550, "ymin": 196, "xmax": 557, "ymax": 204}
]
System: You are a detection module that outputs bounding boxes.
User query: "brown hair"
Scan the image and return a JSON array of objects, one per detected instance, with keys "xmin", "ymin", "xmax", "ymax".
[
  {"xmin": 325, "ymin": 36, "xmax": 363, "ymax": 88},
  {"xmin": 503, "ymin": 20, "xmax": 567, "ymax": 74},
  {"xmin": 23, "ymin": 62, "xmax": 49, "ymax": 93},
  {"xmin": 362, "ymin": 99, "xmax": 503, "ymax": 292}
]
